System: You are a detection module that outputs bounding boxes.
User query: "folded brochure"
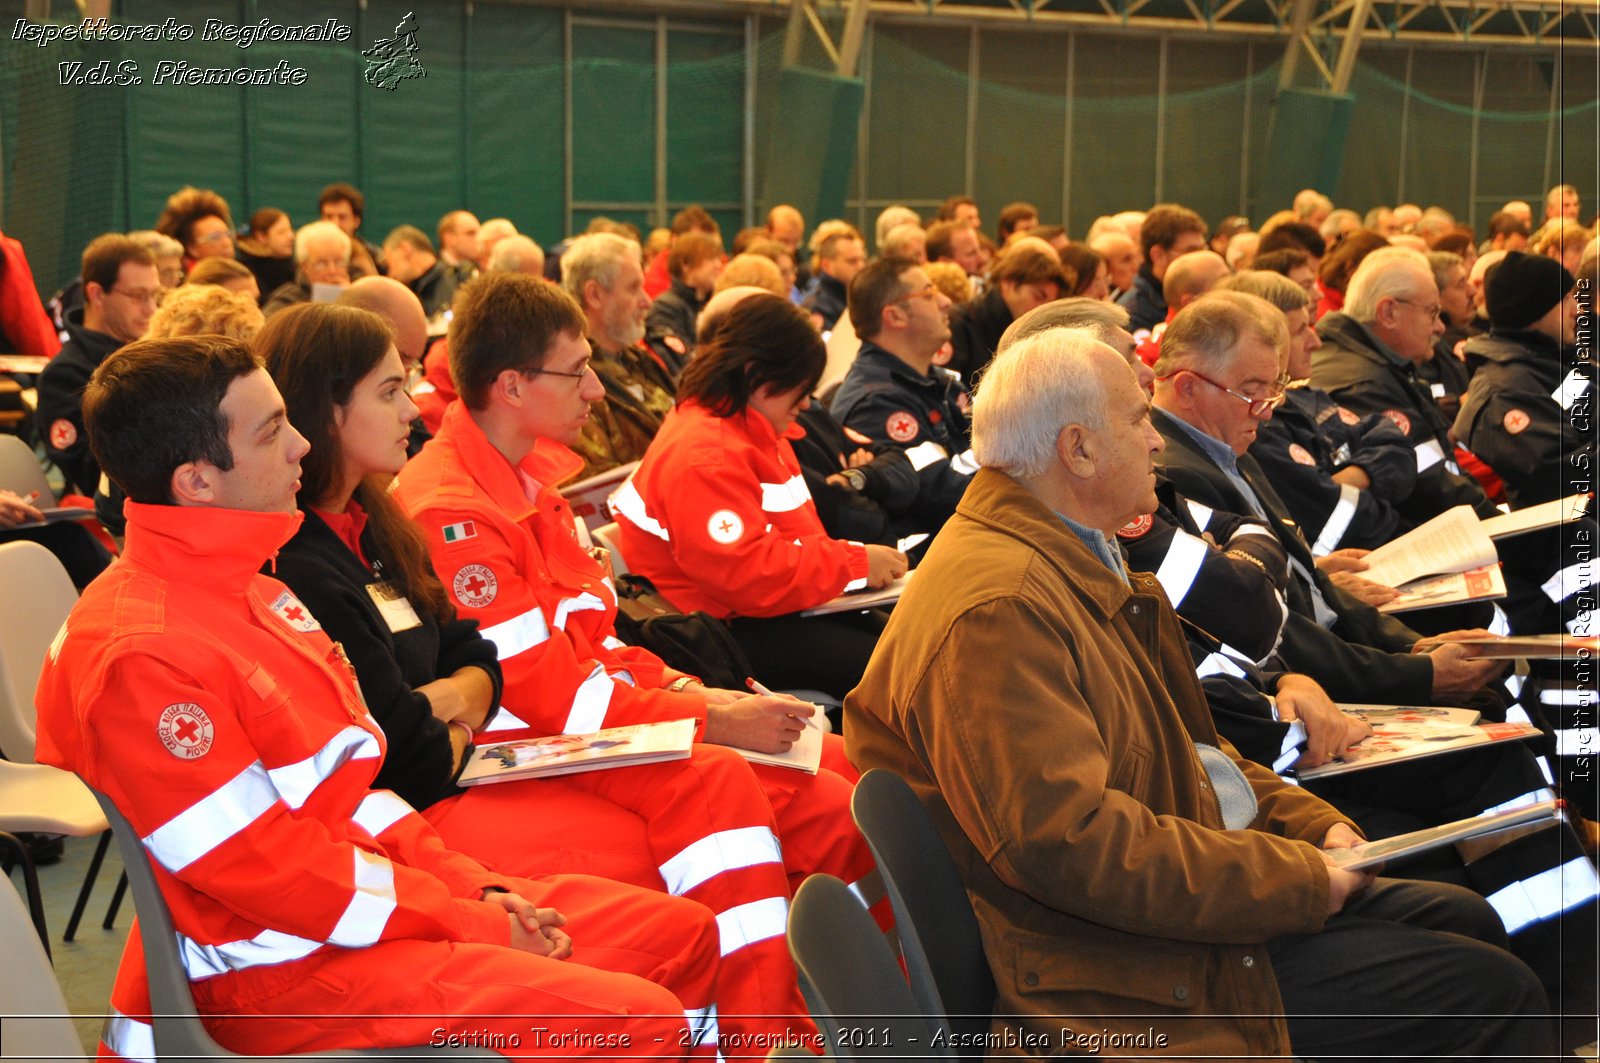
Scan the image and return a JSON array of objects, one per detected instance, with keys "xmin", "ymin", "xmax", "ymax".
[
  {"xmin": 459, "ymin": 718, "xmax": 695, "ymax": 785},
  {"xmin": 1377, "ymin": 563, "xmax": 1505, "ymax": 614},
  {"xmin": 1325, "ymin": 799, "xmax": 1563, "ymax": 871}
]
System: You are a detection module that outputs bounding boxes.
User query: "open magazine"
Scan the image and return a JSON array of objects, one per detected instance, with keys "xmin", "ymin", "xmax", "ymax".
[
  {"xmin": 1325, "ymin": 800, "xmax": 1564, "ymax": 871},
  {"xmin": 458, "ymin": 718, "xmax": 696, "ymax": 785},
  {"xmin": 1441, "ymin": 633, "xmax": 1599, "ymax": 660},
  {"xmin": 1378, "ymin": 563, "xmax": 1505, "ymax": 614},
  {"xmin": 1292, "ymin": 706, "xmax": 1540, "ymax": 781},
  {"xmin": 1359, "ymin": 505, "xmax": 1496, "ymax": 589}
]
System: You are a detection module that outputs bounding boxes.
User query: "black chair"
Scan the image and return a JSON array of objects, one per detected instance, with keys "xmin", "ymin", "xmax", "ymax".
[
  {"xmin": 92, "ymin": 789, "xmax": 500, "ymax": 1061},
  {"xmin": 787, "ymin": 873, "xmax": 949, "ymax": 1060},
  {"xmin": 851, "ymin": 769, "xmax": 995, "ymax": 1053}
]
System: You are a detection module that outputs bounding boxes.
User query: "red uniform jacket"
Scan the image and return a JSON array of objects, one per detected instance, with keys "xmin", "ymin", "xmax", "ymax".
[
  {"xmin": 610, "ymin": 401, "xmax": 869, "ymax": 618},
  {"xmin": 394, "ymin": 401, "xmax": 709, "ymax": 736}
]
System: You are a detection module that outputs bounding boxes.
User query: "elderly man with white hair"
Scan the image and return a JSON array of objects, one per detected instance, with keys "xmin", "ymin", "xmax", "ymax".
[
  {"xmin": 261, "ymin": 219, "xmax": 352, "ymax": 316},
  {"xmin": 846, "ymin": 323, "xmax": 1551, "ymax": 1062},
  {"xmin": 1310, "ymin": 247, "xmax": 1497, "ymax": 521}
]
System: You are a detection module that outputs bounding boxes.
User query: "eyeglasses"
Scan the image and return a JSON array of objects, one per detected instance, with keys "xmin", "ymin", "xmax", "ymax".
[
  {"xmin": 111, "ymin": 287, "xmax": 160, "ymax": 306},
  {"xmin": 890, "ymin": 284, "xmax": 939, "ymax": 305},
  {"xmin": 525, "ymin": 359, "xmax": 594, "ymax": 389},
  {"xmin": 1392, "ymin": 297, "xmax": 1441, "ymax": 322},
  {"xmin": 194, "ymin": 230, "xmax": 233, "ymax": 246},
  {"xmin": 1179, "ymin": 367, "xmax": 1287, "ymax": 417}
]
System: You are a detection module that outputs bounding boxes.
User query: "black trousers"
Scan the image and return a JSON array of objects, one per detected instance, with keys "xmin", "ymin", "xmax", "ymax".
[
  {"xmin": 1269, "ymin": 877, "xmax": 1556, "ymax": 1060},
  {"xmin": 727, "ymin": 609, "xmax": 888, "ymax": 701}
]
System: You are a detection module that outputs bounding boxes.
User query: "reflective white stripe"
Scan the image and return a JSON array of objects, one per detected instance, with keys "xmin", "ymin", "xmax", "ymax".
[
  {"xmin": 843, "ymin": 575, "xmax": 869, "ymax": 592},
  {"xmin": 904, "ymin": 440, "xmax": 948, "ymax": 471},
  {"xmin": 610, "ymin": 480, "xmax": 670, "ymax": 541},
  {"xmin": 659, "ymin": 827, "xmax": 784, "ymax": 896},
  {"xmin": 602, "ymin": 635, "xmax": 628, "ymax": 651},
  {"xmin": 1505, "ymin": 704, "xmax": 1532, "ymax": 725},
  {"xmin": 1154, "ymin": 532, "xmax": 1208, "ymax": 607},
  {"xmin": 715, "ymin": 896, "xmax": 789, "ymax": 953},
  {"xmin": 328, "ymin": 848, "xmax": 397, "ymax": 947},
  {"xmin": 1480, "ymin": 788, "xmax": 1558, "ymax": 816},
  {"xmin": 1543, "ymin": 562, "xmax": 1593, "ymax": 603},
  {"xmin": 1274, "ymin": 721, "xmax": 1310, "ymax": 774},
  {"xmin": 1414, "ymin": 438, "xmax": 1446, "ymax": 472},
  {"xmin": 1195, "ymin": 651, "xmax": 1248, "ymax": 680},
  {"xmin": 1227, "ymin": 524, "xmax": 1277, "ymax": 543},
  {"xmin": 847, "ymin": 869, "xmax": 887, "ymax": 912},
  {"xmin": 552, "ymin": 592, "xmax": 608, "ymax": 631},
  {"xmin": 480, "ymin": 606, "xmax": 552, "ymax": 659},
  {"xmin": 179, "ymin": 925, "xmax": 324, "ymax": 979},
  {"xmin": 1486, "ymin": 857, "xmax": 1600, "ymax": 935},
  {"xmin": 268, "ymin": 727, "xmax": 380, "ymax": 810},
  {"xmin": 683, "ymin": 1003, "xmax": 720, "ymax": 1054},
  {"xmin": 760, "ymin": 474, "xmax": 811, "ymax": 513},
  {"xmin": 1554, "ymin": 729, "xmax": 1599, "ymax": 757},
  {"xmin": 102, "ymin": 1008, "xmax": 155, "ymax": 1063},
  {"xmin": 1185, "ymin": 499, "xmax": 1215, "ymax": 528},
  {"xmin": 950, "ymin": 449, "xmax": 979, "ymax": 475},
  {"xmin": 613, "ymin": 667, "xmax": 637, "ymax": 687},
  {"xmin": 1310, "ymin": 483, "xmax": 1361, "ymax": 556},
  {"xmin": 1538, "ymin": 756, "xmax": 1555, "ymax": 784},
  {"xmin": 1540, "ymin": 688, "xmax": 1591, "ymax": 707},
  {"xmin": 144, "ymin": 762, "xmax": 277, "ymax": 872},
  {"xmin": 352, "ymin": 790, "xmax": 413, "ymax": 837},
  {"xmin": 562, "ymin": 662, "xmax": 616, "ymax": 734}
]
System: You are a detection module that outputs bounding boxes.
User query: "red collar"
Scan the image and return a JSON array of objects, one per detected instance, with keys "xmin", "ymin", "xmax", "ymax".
[
  {"xmin": 121, "ymin": 501, "xmax": 303, "ymax": 590},
  {"xmin": 312, "ymin": 500, "xmax": 370, "ymax": 568}
]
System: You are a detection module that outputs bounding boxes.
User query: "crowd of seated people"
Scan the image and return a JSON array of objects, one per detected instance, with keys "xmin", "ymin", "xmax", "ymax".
[{"xmin": 1, "ymin": 176, "xmax": 1597, "ymax": 1059}]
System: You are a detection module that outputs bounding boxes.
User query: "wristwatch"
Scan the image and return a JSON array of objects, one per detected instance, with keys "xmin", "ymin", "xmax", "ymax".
[
  {"xmin": 668, "ymin": 676, "xmax": 697, "ymax": 692},
  {"xmin": 841, "ymin": 467, "xmax": 868, "ymax": 492}
]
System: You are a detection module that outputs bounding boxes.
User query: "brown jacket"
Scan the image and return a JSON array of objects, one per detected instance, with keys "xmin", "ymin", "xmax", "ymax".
[{"xmin": 846, "ymin": 468, "xmax": 1351, "ymax": 1058}]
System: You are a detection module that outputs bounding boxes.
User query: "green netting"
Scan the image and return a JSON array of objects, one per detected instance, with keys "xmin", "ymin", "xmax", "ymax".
[{"xmin": 1, "ymin": 0, "xmax": 1595, "ymax": 300}]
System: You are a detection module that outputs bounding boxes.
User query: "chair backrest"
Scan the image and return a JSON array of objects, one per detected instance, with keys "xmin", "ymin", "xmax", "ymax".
[
  {"xmin": 0, "ymin": 541, "xmax": 77, "ymax": 761},
  {"xmin": 0, "ymin": 434, "xmax": 55, "ymax": 504},
  {"xmin": 591, "ymin": 521, "xmax": 631, "ymax": 576},
  {"xmin": 0, "ymin": 870, "xmax": 86, "ymax": 1061},
  {"xmin": 788, "ymin": 873, "xmax": 948, "ymax": 1060},
  {"xmin": 851, "ymin": 769, "xmax": 996, "ymax": 1050}
]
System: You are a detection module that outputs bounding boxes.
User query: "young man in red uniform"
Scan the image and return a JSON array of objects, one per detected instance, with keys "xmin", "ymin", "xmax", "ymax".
[
  {"xmin": 393, "ymin": 274, "xmax": 887, "ymax": 927},
  {"xmin": 35, "ymin": 336, "xmax": 724, "ymax": 1061}
]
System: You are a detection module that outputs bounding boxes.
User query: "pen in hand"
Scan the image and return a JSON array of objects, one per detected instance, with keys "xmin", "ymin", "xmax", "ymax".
[{"xmin": 746, "ymin": 676, "xmax": 822, "ymax": 730}]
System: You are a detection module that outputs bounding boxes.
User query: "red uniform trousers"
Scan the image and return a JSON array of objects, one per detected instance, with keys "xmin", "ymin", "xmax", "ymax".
[
  {"xmin": 100, "ymin": 873, "xmax": 720, "ymax": 1062},
  {"xmin": 425, "ymin": 744, "xmax": 820, "ymax": 1052}
]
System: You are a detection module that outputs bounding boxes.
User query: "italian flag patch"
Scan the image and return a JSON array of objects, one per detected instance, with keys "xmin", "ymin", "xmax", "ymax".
[{"xmin": 442, "ymin": 520, "xmax": 477, "ymax": 544}]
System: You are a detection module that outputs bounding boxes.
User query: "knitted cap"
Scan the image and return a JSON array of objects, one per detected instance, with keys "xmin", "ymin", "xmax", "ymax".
[{"xmin": 1485, "ymin": 250, "xmax": 1575, "ymax": 331}]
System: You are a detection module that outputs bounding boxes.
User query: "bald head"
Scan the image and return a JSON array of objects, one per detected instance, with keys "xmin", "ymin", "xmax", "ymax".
[
  {"xmin": 337, "ymin": 276, "xmax": 429, "ymax": 368},
  {"xmin": 1162, "ymin": 250, "xmax": 1231, "ymax": 308},
  {"xmin": 696, "ymin": 285, "xmax": 772, "ymax": 345}
]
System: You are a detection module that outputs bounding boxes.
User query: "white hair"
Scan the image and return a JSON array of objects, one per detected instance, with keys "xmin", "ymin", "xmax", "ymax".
[
  {"xmin": 488, "ymin": 235, "xmax": 544, "ymax": 275},
  {"xmin": 294, "ymin": 220, "xmax": 351, "ymax": 265},
  {"xmin": 875, "ymin": 206, "xmax": 921, "ymax": 250},
  {"xmin": 1344, "ymin": 246, "xmax": 1433, "ymax": 322},
  {"xmin": 973, "ymin": 328, "xmax": 1110, "ymax": 480},
  {"xmin": 561, "ymin": 232, "xmax": 640, "ymax": 300}
]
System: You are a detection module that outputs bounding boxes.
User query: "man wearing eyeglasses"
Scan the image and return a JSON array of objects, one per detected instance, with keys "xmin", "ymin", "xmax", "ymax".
[
  {"xmin": 37, "ymin": 233, "xmax": 159, "ymax": 496},
  {"xmin": 1151, "ymin": 290, "xmax": 1505, "ymax": 710},
  {"xmin": 1311, "ymin": 247, "xmax": 1498, "ymax": 523}
]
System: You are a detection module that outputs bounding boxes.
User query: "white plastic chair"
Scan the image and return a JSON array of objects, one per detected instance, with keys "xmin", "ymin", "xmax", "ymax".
[
  {"xmin": 0, "ymin": 433, "xmax": 55, "ymax": 504},
  {"xmin": 0, "ymin": 867, "xmax": 87, "ymax": 1061},
  {"xmin": 0, "ymin": 540, "xmax": 120, "ymax": 941}
]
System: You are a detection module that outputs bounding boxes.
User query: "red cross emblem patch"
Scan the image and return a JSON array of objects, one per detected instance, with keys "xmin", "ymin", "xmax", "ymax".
[
  {"xmin": 452, "ymin": 564, "xmax": 499, "ymax": 608},
  {"xmin": 158, "ymin": 703, "xmax": 215, "ymax": 760},
  {"xmin": 885, "ymin": 411, "xmax": 920, "ymax": 443},
  {"xmin": 1116, "ymin": 513, "xmax": 1154, "ymax": 540},
  {"xmin": 1336, "ymin": 406, "xmax": 1360, "ymax": 426},
  {"xmin": 1502, "ymin": 409, "xmax": 1530, "ymax": 435},
  {"xmin": 1381, "ymin": 409, "xmax": 1411, "ymax": 435},
  {"xmin": 707, "ymin": 509, "xmax": 745, "ymax": 545},
  {"xmin": 1288, "ymin": 443, "xmax": 1317, "ymax": 466},
  {"xmin": 49, "ymin": 418, "xmax": 77, "ymax": 450},
  {"xmin": 269, "ymin": 590, "xmax": 322, "ymax": 632}
]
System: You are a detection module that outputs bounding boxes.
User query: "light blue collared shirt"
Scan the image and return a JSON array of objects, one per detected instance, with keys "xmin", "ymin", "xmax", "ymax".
[
  {"xmin": 1160, "ymin": 409, "xmax": 1268, "ymax": 522},
  {"xmin": 1057, "ymin": 512, "xmax": 1130, "ymax": 587}
]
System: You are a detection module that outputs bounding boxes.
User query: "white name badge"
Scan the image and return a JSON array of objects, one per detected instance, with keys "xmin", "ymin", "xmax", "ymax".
[
  {"xmin": 1553, "ymin": 369, "xmax": 1590, "ymax": 412},
  {"xmin": 1430, "ymin": 382, "xmax": 1447, "ymax": 399},
  {"xmin": 367, "ymin": 580, "xmax": 423, "ymax": 633}
]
